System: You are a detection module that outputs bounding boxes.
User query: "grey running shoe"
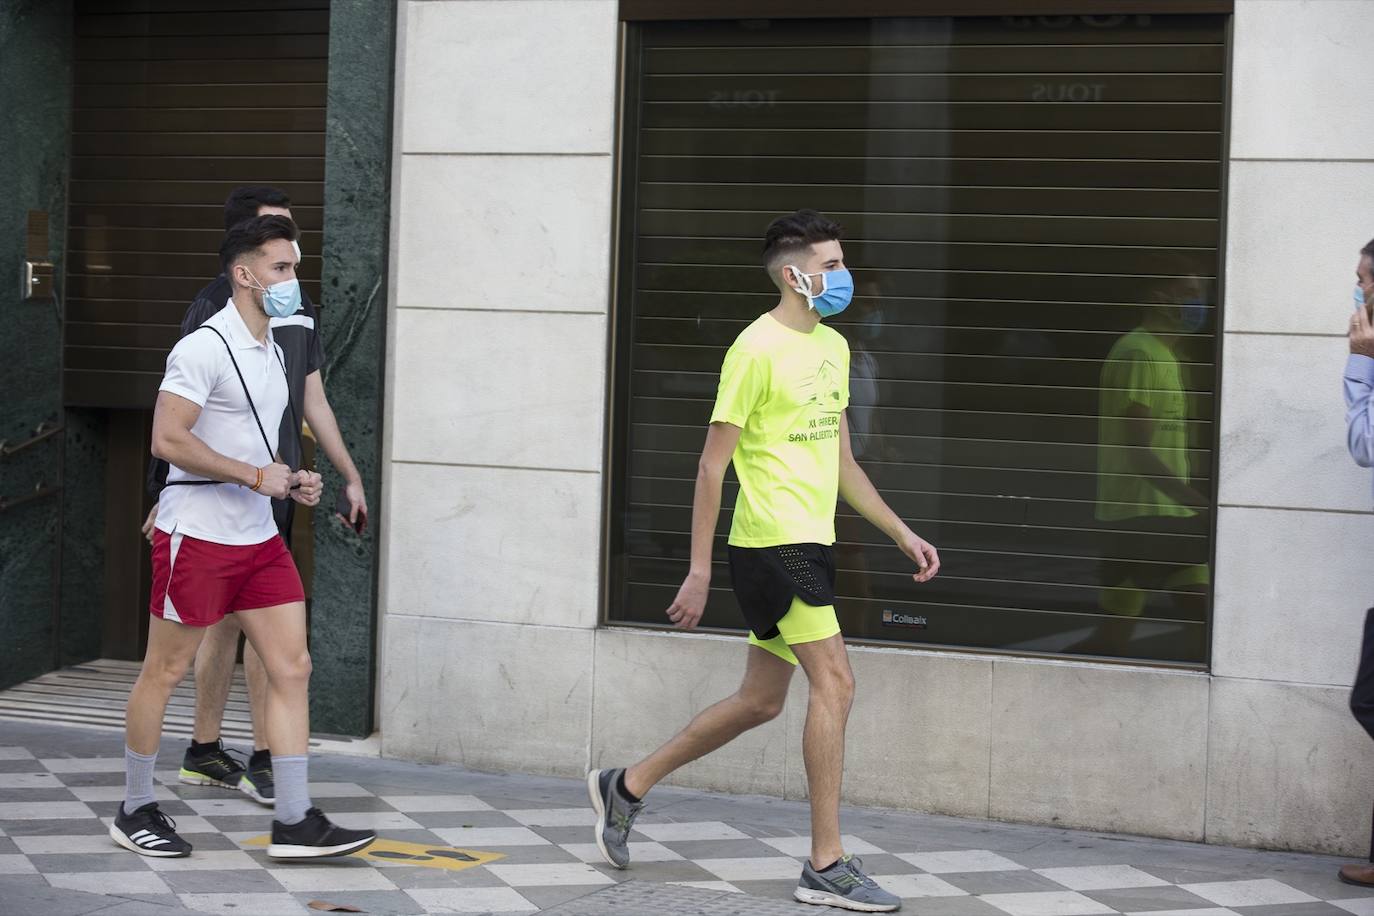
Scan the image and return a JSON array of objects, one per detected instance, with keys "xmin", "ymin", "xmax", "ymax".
[
  {"xmin": 795, "ymin": 855, "xmax": 901, "ymax": 912},
  {"xmin": 586, "ymin": 767, "xmax": 643, "ymax": 869}
]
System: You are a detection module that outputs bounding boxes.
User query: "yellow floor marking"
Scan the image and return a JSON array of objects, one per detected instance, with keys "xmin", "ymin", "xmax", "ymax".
[{"xmin": 240, "ymin": 834, "xmax": 505, "ymax": 872}]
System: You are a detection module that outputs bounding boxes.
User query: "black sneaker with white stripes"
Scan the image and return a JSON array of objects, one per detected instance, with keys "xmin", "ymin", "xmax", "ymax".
[
  {"xmin": 267, "ymin": 807, "xmax": 376, "ymax": 859},
  {"xmin": 109, "ymin": 802, "xmax": 192, "ymax": 858}
]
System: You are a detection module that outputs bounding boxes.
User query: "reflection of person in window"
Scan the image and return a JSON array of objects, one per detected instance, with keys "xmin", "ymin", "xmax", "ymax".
[
  {"xmin": 844, "ymin": 281, "xmax": 886, "ymax": 464},
  {"xmin": 1080, "ymin": 277, "xmax": 1209, "ymax": 656},
  {"xmin": 837, "ymin": 282, "xmax": 887, "ymax": 602}
]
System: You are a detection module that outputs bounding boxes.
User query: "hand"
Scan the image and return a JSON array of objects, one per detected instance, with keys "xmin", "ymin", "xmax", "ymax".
[
  {"xmin": 666, "ymin": 571, "xmax": 709, "ymax": 629},
  {"xmin": 142, "ymin": 503, "xmax": 159, "ymax": 545},
  {"xmin": 335, "ymin": 478, "xmax": 368, "ymax": 533},
  {"xmin": 1352, "ymin": 305, "xmax": 1374, "ymax": 358},
  {"xmin": 257, "ymin": 463, "xmax": 294, "ymax": 500},
  {"xmin": 899, "ymin": 531, "xmax": 941, "ymax": 583},
  {"xmin": 290, "ymin": 469, "xmax": 324, "ymax": 506}
]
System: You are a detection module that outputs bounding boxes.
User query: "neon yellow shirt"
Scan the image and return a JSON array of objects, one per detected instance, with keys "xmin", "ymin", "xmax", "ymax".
[
  {"xmin": 1096, "ymin": 328, "xmax": 1195, "ymax": 521},
  {"xmin": 710, "ymin": 313, "xmax": 851, "ymax": 547}
]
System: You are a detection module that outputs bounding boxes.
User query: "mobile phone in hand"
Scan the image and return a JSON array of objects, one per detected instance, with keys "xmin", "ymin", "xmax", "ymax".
[{"xmin": 334, "ymin": 487, "xmax": 366, "ymax": 535}]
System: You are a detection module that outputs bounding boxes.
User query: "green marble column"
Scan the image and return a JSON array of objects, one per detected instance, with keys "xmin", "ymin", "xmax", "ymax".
[
  {"xmin": 0, "ymin": 0, "xmax": 75, "ymax": 689},
  {"xmin": 309, "ymin": 0, "xmax": 397, "ymax": 736}
]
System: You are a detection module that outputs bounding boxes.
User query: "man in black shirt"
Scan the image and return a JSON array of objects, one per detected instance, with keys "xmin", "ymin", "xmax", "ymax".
[{"xmin": 143, "ymin": 187, "xmax": 368, "ymax": 805}]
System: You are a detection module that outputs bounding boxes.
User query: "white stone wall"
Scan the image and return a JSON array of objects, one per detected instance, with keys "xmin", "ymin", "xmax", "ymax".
[
  {"xmin": 1207, "ymin": 0, "xmax": 1374, "ymax": 854},
  {"xmin": 380, "ymin": 0, "xmax": 1374, "ymax": 856},
  {"xmin": 379, "ymin": 0, "xmax": 618, "ymax": 777}
]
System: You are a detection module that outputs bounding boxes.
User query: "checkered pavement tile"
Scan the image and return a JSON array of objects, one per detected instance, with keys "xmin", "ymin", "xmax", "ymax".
[{"xmin": 0, "ymin": 743, "xmax": 1369, "ymax": 915}]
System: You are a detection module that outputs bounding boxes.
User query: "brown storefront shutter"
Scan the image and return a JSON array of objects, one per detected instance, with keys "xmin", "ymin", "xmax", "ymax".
[{"xmin": 64, "ymin": 1, "xmax": 329, "ymax": 408}]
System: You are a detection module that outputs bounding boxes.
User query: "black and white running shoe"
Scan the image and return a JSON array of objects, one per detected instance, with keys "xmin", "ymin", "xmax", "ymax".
[
  {"xmin": 109, "ymin": 802, "xmax": 192, "ymax": 858},
  {"xmin": 267, "ymin": 807, "xmax": 376, "ymax": 859}
]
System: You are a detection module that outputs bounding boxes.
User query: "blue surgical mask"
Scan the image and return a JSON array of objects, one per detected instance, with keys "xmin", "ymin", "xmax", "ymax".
[
  {"xmin": 247, "ymin": 270, "xmax": 301, "ymax": 319},
  {"xmin": 1357, "ymin": 285, "xmax": 1368, "ymax": 312},
  {"xmin": 787, "ymin": 266, "xmax": 854, "ymax": 318},
  {"xmin": 1179, "ymin": 297, "xmax": 1207, "ymax": 333}
]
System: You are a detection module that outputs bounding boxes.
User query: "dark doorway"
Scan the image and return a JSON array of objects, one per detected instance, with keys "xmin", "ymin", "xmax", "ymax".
[{"xmin": 65, "ymin": 0, "xmax": 330, "ymax": 658}]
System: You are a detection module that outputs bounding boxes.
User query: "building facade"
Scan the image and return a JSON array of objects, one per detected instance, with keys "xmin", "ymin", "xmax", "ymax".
[
  {"xmin": 380, "ymin": 0, "xmax": 1374, "ymax": 857},
  {"xmin": 2, "ymin": 0, "xmax": 1369, "ymax": 862}
]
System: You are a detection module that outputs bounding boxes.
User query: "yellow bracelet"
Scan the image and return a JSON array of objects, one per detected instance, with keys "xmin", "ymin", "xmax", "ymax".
[{"xmin": 249, "ymin": 467, "xmax": 263, "ymax": 492}]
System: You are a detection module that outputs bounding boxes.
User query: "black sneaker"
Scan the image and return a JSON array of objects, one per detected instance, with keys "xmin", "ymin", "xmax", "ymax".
[
  {"xmin": 109, "ymin": 802, "xmax": 192, "ymax": 858},
  {"xmin": 180, "ymin": 740, "xmax": 246, "ymax": 791},
  {"xmin": 267, "ymin": 807, "xmax": 376, "ymax": 859},
  {"xmin": 239, "ymin": 751, "xmax": 274, "ymax": 806}
]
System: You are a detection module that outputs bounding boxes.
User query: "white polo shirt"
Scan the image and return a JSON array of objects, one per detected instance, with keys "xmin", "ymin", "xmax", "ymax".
[{"xmin": 154, "ymin": 302, "xmax": 289, "ymax": 546}]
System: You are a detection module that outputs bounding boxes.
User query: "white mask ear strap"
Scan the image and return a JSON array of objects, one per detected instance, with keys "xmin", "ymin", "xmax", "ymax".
[{"xmin": 785, "ymin": 265, "xmax": 812, "ymax": 299}]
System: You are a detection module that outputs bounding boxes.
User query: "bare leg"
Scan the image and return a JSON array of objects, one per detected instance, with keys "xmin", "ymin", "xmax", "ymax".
[
  {"xmin": 234, "ymin": 603, "xmax": 311, "ymax": 757},
  {"xmin": 191, "ymin": 616, "xmax": 241, "ymax": 744},
  {"xmin": 243, "ymin": 640, "xmax": 270, "ymax": 751},
  {"xmin": 127, "ymin": 616, "xmax": 208, "ymax": 755},
  {"xmin": 790, "ymin": 634, "xmax": 855, "ymax": 870},
  {"xmin": 624, "ymin": 646, "xmax": 794, "ymax": 798}
]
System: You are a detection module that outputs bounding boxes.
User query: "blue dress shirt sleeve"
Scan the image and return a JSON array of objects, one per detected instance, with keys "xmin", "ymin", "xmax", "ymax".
[{"xmin": 1344, "ymin": 353, "xmax": 1374, "ymax": 467}]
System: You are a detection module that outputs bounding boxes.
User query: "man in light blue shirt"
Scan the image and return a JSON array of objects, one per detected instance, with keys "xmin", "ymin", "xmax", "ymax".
[{"xmin": 1340, "ymin": 237, "xmax": 1374, "ymax": 888}]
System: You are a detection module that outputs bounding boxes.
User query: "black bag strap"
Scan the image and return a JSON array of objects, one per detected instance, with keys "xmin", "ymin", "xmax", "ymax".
[{"xmin": 164, "ymin": 324, "xmax": 299, "ymax": 488}]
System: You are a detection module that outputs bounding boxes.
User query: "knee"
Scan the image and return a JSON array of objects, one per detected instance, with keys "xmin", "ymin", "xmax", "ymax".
[
  {"xmin": 739, "ymin": 693, "xmax": 786, "ymax": 726},
  {"xmin": 141, "ymin": 654, "xmax": 193, "ymax": 692},
  {"xmin": 269, "ymin": 650, "xmax": 312, "ymax": 687},
  {"xmin": 812, "ymin": 664, "xmax": 855, "ymax": 707}
]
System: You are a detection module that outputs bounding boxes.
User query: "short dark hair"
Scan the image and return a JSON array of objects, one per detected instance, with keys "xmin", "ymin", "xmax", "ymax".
[
  {"xmin": 1362, "ymin": 238, "xmax": 1374, "ymax": 263},
  {"xmin": 220, "ymin": 214, "xmax": 299, "ymax": 276},
  {"xmin": 762, "ymin": 209, "xmax": 843, "ymax": 279},
  {"xmin": 223, "ymin": 186, "xmax": 292, "ymax": 232}
]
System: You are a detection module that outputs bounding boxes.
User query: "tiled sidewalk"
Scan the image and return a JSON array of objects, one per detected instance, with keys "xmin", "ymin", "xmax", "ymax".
[{"xmin": 1, "ymin": 720, "xmax": 1372, "ymax": 915}]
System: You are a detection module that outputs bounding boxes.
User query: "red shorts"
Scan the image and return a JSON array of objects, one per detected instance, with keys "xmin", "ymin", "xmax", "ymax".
[{"xmin": 150, "ymin": 529, "xmax": 305, "ymax": 628}]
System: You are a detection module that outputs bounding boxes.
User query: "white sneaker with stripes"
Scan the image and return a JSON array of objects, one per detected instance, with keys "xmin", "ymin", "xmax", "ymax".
[{"xmin": 110, "ymin": 802, "xmax": 192, "ymax": 858}]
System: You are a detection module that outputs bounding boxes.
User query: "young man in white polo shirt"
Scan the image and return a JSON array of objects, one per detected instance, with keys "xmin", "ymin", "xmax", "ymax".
[{"xmin": 112, "ymin": 216, "xmax": 375, "ymax": 860}]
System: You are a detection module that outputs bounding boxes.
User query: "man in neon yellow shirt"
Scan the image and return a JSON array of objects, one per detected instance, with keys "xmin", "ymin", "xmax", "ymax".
[{"xmin": 588, "ymin": 210, "xmax": 940, "ymax": 913}]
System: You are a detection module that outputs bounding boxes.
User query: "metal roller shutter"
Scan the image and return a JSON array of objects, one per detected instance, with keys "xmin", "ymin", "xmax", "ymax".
[
  {"xmin": 64, "ymin": 0, "xmax": 329, "ymax": 408},
  {"xmin": 608, "ymin": 13, "xmax": 1228, "ymax": 665}
]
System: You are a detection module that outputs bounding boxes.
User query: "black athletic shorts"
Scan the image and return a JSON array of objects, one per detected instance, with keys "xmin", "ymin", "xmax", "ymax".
[{"xmin": 727, "ymin": 543, "xmax": 836, "ymax": 640}]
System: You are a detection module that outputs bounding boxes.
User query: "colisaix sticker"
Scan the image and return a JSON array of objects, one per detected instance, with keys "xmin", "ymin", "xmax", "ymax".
[{"xmin": 882, "ymin": 609, "xmax": 928, "ymax": 629}]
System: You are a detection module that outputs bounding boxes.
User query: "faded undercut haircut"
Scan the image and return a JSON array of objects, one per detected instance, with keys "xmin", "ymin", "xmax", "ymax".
[
  {"xmin": 762, "ymin": 209, "xmax": 843, "ymax": 289},
  {"xmin": 220, "ymin": 214, "xmax": 299, "ymax": 276}
]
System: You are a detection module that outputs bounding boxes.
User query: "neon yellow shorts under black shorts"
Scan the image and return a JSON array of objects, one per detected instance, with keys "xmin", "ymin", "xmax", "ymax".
[{"xmin": 748, "ymin": 595, "xmax": 841, "ymax": 666}]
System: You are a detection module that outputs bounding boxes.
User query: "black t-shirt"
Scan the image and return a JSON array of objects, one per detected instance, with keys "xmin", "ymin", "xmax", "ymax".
[{"xmin": 149, "ymin": 276, "xmax": 325, "ymax": 497}]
